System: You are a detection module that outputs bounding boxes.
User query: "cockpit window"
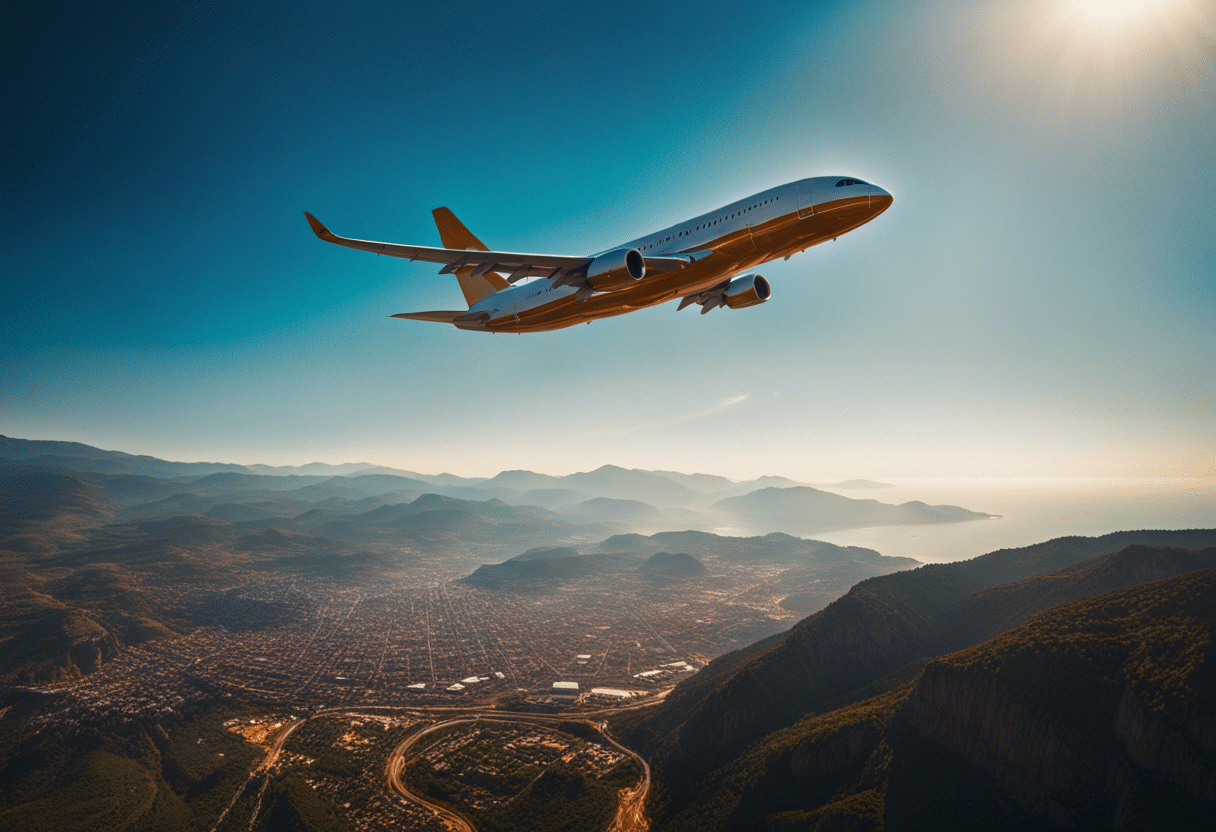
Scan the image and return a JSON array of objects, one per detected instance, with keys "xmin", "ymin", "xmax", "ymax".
[{"xmin": 835, "ymin": 178, "xmax": 866, "ymax": 187}]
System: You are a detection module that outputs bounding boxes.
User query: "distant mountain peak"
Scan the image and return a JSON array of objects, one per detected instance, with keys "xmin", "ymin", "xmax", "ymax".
[
  {"xmin": 640, "ymin": 551, "xmax": 708, "ymax": 577},
  {"xmin": 818, "ymin": 478, "xmax": 895, "ymax": 490},
  {"xmin": 513, "ymin": 546, "xmax": 581, "ymax": 562},
  {"xmin": 713, "ymin": 485, "xmax": 992, "ymax": 535}
]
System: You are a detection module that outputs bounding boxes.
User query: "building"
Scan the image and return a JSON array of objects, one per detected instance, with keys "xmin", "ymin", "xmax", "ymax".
[
  {"xmin": 551, "ymin": 681, "xmax": 580, "ymax": 698},
  {"xmin": 589, "ymin": 687, "xmax": 637, "ymax": 702}
]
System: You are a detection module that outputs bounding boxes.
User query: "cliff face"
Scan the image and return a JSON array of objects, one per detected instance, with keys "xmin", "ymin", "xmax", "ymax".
[
  {"xmin": 900, "ymin": 568, "xmax": 1216, "ymax": 828},
  {"xmin": 625, "ymin": 531, "xmax": 1216, "ymax": 825},
  {"xmin": 904, "ymin": 664, "xmax": 1079, "ymax": 820},
  {"xmin": 788, "ymin": 720, "xmax": 881, "ymax": 779},
  {"xmin": 903, "ymin": 665, "xmax": 1216, "ymax": 828},
  {"xmin": 626, "ymin": 541, "xmax": 1216, "ymax": 832},
  {"xmin": 1113, "ymin": 687, "xmax": 1216, "ymax": 802}
]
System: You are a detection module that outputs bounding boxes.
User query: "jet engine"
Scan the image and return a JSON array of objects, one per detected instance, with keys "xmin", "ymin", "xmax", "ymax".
[
  {"xmin": 584, "ymin": 248, "xmax": 646, "ymax": 291},
  {"xmin": 722, "ymin": 273, "xmax": 771, "ymax": 309}
]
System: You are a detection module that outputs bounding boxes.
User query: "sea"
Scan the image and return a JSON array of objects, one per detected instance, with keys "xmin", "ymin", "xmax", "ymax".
[{"xmin": 802, "ymin": 477, "xmax": 1216, "ymax": 565}]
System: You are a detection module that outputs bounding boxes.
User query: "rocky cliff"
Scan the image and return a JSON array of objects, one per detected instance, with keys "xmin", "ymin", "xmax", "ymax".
[
  {"xmin": 900, "ymin": 568, "xmax": 1216, "ymax": 828},
  {"xmin": 619, "ymin": 532, "xmax": 1216, "ymax": 830}
]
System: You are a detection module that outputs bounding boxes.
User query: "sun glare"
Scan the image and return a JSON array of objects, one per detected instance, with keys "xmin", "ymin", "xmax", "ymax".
[
  {"xmin": 1067, "ymin": 0, "xmax": 1172, "ymax": 22},
  {"xmin": 965, "ymin": 0, "xmax": 1216, "ymax": 125}
]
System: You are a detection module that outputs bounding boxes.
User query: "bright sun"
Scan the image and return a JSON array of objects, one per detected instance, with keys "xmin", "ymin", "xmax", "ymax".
[
  {"xmin": 1067, "ymin": 0, "xmax": 1171, "ymax": 22},
  {"xmin": 968, "ymin": 0, "xmax": 1216, "ymax": 122}
]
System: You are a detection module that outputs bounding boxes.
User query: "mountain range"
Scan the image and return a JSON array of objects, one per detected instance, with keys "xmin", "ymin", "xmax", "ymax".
[
  {"xmin": 714, "ymin": 486, "xmax": 994, "ymax": 534},
  {"xmin": 1, "ymin": 437, "xmax": 922, "ymax": 533},
  {"xmin": 612, "ymin": 529, "xmax": 1216, "ymax": 830},
  {"xmin": 0, "ymin": 460, "xmax": 924, "ymax": 685},
  {"xmin": 3, "ymin": 435, "xmax": 1214, "ymax": 828}
]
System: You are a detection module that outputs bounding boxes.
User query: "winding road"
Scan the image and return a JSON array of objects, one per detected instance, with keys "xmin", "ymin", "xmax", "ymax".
[
  {"xmin": 386, "ymin": 718, "xmax": 480, "ymax": 832},
  {"xmin": 209, "ymin": 717, "xmax": 304, "ymax": 832},
  {"xmin": 214, "ymin": 696, "xmax": 663, "ymax": 832},
  {"xmin": 601, "ymin": 722, "xmax": 651, "ymax": 832},
  {"xmin": 384, "ymin": 709, "xmax": 654, "ymax": 832}
]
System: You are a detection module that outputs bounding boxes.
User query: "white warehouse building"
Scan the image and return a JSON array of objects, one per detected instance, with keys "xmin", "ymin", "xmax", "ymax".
[{"xmin": 551, "ymin": 681, "xmax": 580, "ymax": 698}]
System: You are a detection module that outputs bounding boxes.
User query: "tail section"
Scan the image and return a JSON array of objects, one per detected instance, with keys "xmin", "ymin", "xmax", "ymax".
[
  {"xmin": 432, "ymin": 207, "xmax": 490, "ymax": 251},
  {"xmin": 432, "ymin": 207, "xmax": 508, "ymax": 307}
]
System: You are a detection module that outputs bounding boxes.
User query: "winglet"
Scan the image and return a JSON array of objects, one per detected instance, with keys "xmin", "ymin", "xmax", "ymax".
[{"xmin": 303, "ymin": 211, "xmax": 339, "ymax": 243}]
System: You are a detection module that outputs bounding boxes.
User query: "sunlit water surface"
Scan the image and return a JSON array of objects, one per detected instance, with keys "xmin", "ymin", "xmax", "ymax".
[{"xmin": 803, "ymin": 478, "xmax": 1215, "ymax": 565}]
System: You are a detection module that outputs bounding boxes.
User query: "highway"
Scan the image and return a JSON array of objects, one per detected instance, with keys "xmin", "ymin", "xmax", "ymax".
[
  {"xmin": 381, "ymin": 705, "xmax": 658, "ymax": 832},
  {"xmin": 385, "ymin": 718, "xmax": 479, "ymax": 832},
  {"xmin": 213, "ymin": 696, "xmax": 664, "ymax": 832}
]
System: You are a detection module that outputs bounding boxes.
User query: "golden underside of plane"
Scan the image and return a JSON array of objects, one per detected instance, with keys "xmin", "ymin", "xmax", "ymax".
[{"xmin": 459, "ymin": 193, "xmax": 891, "ymax": 333}]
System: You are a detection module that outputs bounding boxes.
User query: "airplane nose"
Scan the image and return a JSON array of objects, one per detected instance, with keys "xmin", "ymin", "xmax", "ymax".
[{"xmin": 869, "ymin": 184, "xmax": 893, "ymax": 211}]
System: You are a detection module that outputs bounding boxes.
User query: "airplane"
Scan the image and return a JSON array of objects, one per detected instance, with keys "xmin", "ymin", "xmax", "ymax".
[{"xmin": 303, "ymin": 176, "xmax": 892, "ymax": 333}]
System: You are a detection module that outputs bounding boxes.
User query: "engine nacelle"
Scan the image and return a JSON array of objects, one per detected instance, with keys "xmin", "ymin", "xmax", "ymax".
[
  {"xmin": 723, "ymin": 273, "xmax": 771, "ymax": 309},
  {"xmin": 585, "ymin": 248, "xmax": 645, "ymax": 291}
]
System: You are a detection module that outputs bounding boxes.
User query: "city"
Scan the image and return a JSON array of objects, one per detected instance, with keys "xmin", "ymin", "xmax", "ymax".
[{"xmin": 7, "ymin": 559, "xmax": 807, "ymax": 831}]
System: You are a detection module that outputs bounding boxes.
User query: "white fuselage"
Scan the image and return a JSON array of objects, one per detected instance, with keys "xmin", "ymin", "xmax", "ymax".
[{"xmin": 466, "ymin": 176, "xmax": 891, "ymax": 330}]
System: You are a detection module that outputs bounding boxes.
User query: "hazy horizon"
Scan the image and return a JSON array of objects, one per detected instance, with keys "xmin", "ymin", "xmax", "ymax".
[
  {"xmin": 6, "ymin": 432, "xmax": 1212, "ymax": 569},
  {"xmin": 8, "ymin": 430, "xmax": 1216, "ymax": 488}
]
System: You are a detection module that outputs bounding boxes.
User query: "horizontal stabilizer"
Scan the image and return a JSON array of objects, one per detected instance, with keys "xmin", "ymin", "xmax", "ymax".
[{"xmin": 390, "ymin": 310, "xmax": 465, "ymax": 323}]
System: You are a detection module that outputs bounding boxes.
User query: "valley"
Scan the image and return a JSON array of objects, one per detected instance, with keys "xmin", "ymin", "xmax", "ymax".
[{"xmin": 1, "ymin": 438, "xmax": 1213, "ymax": 830}]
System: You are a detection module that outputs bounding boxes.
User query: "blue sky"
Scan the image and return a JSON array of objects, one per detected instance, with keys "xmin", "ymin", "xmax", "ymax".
[{"xmin": 4, "ymin": 0, "xmax": 1214, "ymax": 479}]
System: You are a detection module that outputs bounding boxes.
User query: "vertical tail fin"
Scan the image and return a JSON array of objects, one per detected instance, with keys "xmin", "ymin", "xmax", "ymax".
[
  {"xmin": 432, "ymin": 207, "xmax": 490, "ymax": 251},
  {"xmin": 432, "ymin": 207, "xmax": 509, "ymax": 308}
]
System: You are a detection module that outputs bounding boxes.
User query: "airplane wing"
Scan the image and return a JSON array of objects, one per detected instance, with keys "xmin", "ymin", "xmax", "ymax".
[
  {"xmin": 305, "ymin": 212, "xmax": 590, "ymax": 282},
  {"xmin": 304, "ymin": 212, "xmax": 698, "ymax": 283}
]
